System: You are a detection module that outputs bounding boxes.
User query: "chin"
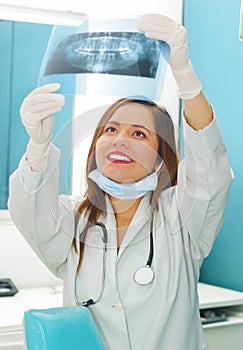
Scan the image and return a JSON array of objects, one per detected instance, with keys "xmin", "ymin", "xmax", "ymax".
[
  {"xmin": 101, "ymin": 164, "xmax": 150, "ymax": 183},
  {"xmin": 106, "ymin": 171, "xmax": 148, "ymax": 184},
  {"xmin": 103, "ymin": 171, "xmax": 132, "ymax": 184}
]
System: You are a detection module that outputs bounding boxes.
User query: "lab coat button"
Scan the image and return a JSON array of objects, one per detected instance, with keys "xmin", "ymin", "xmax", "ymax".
[{"xmin": 113, "ymin": 302, "xmax": 122, "ymax": 311}]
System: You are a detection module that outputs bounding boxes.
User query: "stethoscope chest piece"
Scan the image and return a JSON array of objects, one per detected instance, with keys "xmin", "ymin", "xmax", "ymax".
[{"xmin": 134, "ymin": 265, "xmax": 155, "ymax": 286}]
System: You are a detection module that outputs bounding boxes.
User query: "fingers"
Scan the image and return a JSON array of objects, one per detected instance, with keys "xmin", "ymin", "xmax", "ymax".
[
  {"xmin": 19, "ymin": 84, "xmax": 63, "ymax": 144},
  {"xmin": 24, "ymin": 93, "xmax": 65, "ymax": 110},
  {"xmin": 142, "ymin": 31, "xmax": 172, "ymax": 42},
  {"xmin": 22, "ymin": 107, "xmax": 61, "ymax": 127},
  {"xmin": 20, "ymin": 84, "xmax": 65, "ymax": 123},
  {"xmin": 27, "ymin": 83, "xmax": 61, "ymax": 97},
  {"xmin": 138, "ymin": 14, "xmax": 176, "ymax": 32},
  {"xmin": 137, "ymin": 14, "xmax": 180, "ymax": 45}
]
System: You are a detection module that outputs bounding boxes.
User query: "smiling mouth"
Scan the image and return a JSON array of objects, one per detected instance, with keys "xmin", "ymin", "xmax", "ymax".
[{"xmin": 107, "ymin": 153, "xmax": 133, "ymax": 163}]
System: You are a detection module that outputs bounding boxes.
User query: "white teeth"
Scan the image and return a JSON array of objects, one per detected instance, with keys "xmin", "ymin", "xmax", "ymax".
[{"xmin": 109, "ymin": 154, "xmax": 132, "ymax": 162}]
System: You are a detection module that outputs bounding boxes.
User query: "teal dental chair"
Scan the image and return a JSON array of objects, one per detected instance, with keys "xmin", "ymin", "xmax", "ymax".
[{"xmin": 23, "ymin": 306, "xmax": 106, "ymax": 349}]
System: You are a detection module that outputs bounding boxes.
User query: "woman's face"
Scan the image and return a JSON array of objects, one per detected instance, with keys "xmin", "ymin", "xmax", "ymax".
[{"xmin": 95, "ymin": 103, "xmax": 159, "ymax": 183}]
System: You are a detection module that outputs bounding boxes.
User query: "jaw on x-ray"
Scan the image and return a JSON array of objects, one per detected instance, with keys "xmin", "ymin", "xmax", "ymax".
[{"xmin": 38, "ymin": 16, "xmax": 170, "ymax": 100}]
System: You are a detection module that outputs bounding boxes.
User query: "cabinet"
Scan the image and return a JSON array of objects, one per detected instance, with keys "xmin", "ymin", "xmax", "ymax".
[
  {"xmin": 0, "ymin": 283, "xmax": 243, "ymax": 349},
  {"xmin": 0, "ymin": 286, "xmax": 63, "ymax": 349},
  {"xmin": 198, "ymin": 283, "xmax": 243, "ymax": 350}
]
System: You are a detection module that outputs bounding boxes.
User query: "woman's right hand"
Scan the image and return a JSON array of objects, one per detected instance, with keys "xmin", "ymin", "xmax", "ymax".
[
  {"xmin": 20, "ymin": 83, "xmax": 65, "ymax": 144},
  {"xmin": 20, "ymin": 83, "xmax": 65, "ymax": 172}
]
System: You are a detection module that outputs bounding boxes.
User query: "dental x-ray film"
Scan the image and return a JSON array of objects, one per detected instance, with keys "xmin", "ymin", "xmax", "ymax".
[{"xmin": 38, "ymin": 18, "xmax": 170, "ymax": 100}]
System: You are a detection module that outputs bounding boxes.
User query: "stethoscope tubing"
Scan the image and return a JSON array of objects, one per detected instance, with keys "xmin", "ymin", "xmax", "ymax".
[{"xmin": 74, "ymin": 216, "xmax": 155, "ymax": 306}]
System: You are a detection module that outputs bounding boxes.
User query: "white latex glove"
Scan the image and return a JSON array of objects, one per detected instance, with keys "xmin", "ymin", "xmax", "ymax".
[
  {"xmin": 137, "ymin": 14, "xmax": 202, "ymax": 99},
  {"xmin": 20, "ymin": 83, "xmax": 65, "ymax": 172}
]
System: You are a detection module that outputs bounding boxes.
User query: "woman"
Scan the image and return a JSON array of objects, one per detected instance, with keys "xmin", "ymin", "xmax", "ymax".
[{"xmin": 8, "ymin": 14, "xmax": 233, "ymax": 350}]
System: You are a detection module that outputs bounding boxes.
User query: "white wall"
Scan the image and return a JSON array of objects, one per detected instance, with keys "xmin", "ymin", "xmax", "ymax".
[{"xmin": 0, "ymin": 211, "xmax": 62, "ymax": 289}]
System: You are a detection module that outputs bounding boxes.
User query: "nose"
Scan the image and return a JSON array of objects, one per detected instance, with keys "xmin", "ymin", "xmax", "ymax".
[{"xmin": 112, "ymin": 132, "xmax": 129, "ymax": 148}]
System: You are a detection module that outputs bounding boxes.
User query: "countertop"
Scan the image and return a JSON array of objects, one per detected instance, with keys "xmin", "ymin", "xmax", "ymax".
[{"xmin": 1, "ymin": 283, "xmax": 243, "ymax": 333}]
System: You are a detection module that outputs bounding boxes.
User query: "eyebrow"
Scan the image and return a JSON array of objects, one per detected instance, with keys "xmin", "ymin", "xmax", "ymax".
[{"xmin": 106, "ymin": 121, "xmax": 153, "ymax": 136}]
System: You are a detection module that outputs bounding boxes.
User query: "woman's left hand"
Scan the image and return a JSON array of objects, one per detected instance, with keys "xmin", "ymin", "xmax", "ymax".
[
  {"xmin": 137, "ymin": 14, "xmax": 189, "ymax": 71},
  {"xmin": 137, "ymin": 14, "xmax": 202, "ymax": 100}
]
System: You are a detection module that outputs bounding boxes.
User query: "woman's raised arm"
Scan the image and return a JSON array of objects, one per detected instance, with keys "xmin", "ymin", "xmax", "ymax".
[{"xmin": 137, "ymin": 14, "xmax": 213, "ymax": 130}]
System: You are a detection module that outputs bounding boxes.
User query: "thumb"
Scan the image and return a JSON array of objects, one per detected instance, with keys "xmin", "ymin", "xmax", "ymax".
[{"xmin": 42, "ymin": 114, "xmax": 55, "ymax": 136}]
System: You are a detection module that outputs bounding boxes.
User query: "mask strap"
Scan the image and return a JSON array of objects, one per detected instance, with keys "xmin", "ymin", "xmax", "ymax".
[{"xmin": 155, "ymin": 160, "xmax": 164, "ymax": 173}]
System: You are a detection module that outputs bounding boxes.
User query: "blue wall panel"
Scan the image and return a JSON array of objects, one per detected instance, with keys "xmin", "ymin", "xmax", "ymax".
[
  {"xmin": 0, "ymin": 20, "xmax": 73, "ymax": 209},
  {"xmin": 9, "ymin": 21, "xmax": 53, "ymax": 176},
  {"xmin": 184, "ymin": 0, "xmax": 243, "ymax": 291},
  {"xmin": 0, "ymin": 21, "xmax": 12, "ymax": 209},
  {"xmin": 9, "ymin": 21, "xmax": 73, "ymax": 195}
]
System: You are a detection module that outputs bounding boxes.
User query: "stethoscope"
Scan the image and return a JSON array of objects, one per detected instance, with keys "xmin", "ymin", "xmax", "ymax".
[{"xmin": 74, "ymin": 218, "xmax": 155, "ymax": 307}]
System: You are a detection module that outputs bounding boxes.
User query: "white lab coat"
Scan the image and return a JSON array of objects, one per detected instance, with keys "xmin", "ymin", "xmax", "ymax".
[{"xmin": 8, "ymin": 117, "xmax": 233, "ymax": 350}]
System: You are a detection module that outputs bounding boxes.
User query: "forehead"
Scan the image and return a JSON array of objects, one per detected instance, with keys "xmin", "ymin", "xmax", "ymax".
[{"xmin": 108, "ymin": 103, "xmax": 156, "ymax": 131}]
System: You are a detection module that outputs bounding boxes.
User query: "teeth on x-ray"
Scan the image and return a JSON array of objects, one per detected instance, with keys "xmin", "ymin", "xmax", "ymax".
[
  {"xmin": 38, "ymin": 21, "xmax": 170, "ymax": 99},
  {"xmin": 44, "ymin": 32, "xmax": 161, "ymax": 77},
  {"xmin": 66, "ymin": 35, "xmax": 141, "ymax": 73}
]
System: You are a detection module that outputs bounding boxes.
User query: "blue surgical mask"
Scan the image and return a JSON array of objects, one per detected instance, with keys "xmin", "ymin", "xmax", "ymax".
[{"xmin": 88, "ymin": 164, "xmax": 162, "ymax": 200}]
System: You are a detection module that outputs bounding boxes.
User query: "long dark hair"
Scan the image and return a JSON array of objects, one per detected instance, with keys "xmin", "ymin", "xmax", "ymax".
[{"xmin": 73, "ymin": 98, "xmax": 179, "ymax": 269}]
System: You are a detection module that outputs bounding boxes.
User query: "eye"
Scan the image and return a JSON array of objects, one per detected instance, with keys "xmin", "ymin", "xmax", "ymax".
[
  {"xmin": 133, "ymin": 130, "xmax": 146, "ymax": 138},
  {"xmin": 104, "ymin": 126, "xmax": 117, "ymax": 133}
]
